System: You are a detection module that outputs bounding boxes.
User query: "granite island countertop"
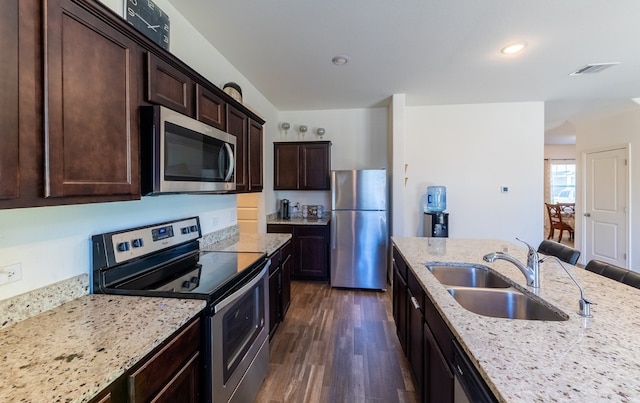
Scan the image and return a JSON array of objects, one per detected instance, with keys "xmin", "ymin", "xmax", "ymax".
[
  {"xmin": 0, "ymin": 295, "xmax": 205, "ymax": 403},
  {"xmin": 392, "ymin": 237, "xmax": 640, "ymax": 402}
]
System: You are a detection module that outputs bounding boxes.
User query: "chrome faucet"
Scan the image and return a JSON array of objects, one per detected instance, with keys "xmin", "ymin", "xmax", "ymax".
[
  {"xmin": 483, "ymin": 238, "xmax": 540, "ymax": 288},
  {"xmin": 539, "ymin": 255, "xmax": 595, "ymax": 317}
]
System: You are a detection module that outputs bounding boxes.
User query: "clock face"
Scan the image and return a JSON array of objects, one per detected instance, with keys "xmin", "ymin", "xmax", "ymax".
[{"xmin": 125, "ymin": 0, "xmax": 170, "ymax": 50}]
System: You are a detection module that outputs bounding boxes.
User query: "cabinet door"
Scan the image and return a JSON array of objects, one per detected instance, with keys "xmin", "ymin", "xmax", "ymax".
[
  {"xmin": 0, "ymin": 0, "xmax": 19, "ymax": 199},
  {"xmin": 293, "ymin": 226, "xmax": 329, "ymax": 281},
  {"xmin": 147, "ymin": 52, "xmax": 193, "ymax": 115},
  {"xmin": 300, "ymin": 143, "xmax": 330, "ymax": 190},
  {"xmin": 149, "ymin": 353, "xmax": 200, "ymax": 403},
  {"xmin": 408, "ymin": 289, "xmax": 424, "ymax": 400},
  {"xmin": 195, "ymin": 84, "xmax": 225, "ymax": 130},
  {"xmin": 393, "ymin": 264, "xmax": 408, "ymax": 355},
  {"xmin": 268, "ymin": 263, "xmax": 281, "ymax": 339},
  {"xmin": 281, "ymin": 243, "xmax": 293, "ymax": 318},
  {"xmin": 227, "ymin": 105, "xmax": 248, "ymax": 192},
  {"xmin": 44, "ymin": 0, "xmax": 141, "ymax": 198},
  {"xmin": 424, "ymin": 322, "xmax": 453, "ymax": 403},
  {"xmin": 273, "ymin": 143, "xmax": 300, "ymax": 190},
  {"xmin": 129, "ymin": 319, "xmax": 201, "ymax": 402},
  {"xmin": 248, "ymin": 119, "xmax": 263, "ymax": 192}
]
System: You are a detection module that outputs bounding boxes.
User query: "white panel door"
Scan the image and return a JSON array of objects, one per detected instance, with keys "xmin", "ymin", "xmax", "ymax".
[{"xmin": 584, "ymin": 147, "xmax": 628, "ymax": 267}]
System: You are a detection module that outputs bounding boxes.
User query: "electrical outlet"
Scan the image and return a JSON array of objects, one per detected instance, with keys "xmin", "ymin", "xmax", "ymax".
[
  {"xmin": 211, "ymin": 217, "xmax": 220, "ymax": 228},
  {"xmin": 0, "ymin": 263, "xmax": 22, "ymax": 286}
]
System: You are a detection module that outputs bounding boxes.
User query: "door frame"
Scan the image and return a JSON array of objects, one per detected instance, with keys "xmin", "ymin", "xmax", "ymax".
[{"xmin": 580, "ymin": 144, "xmax": 631, "ymax": 268}]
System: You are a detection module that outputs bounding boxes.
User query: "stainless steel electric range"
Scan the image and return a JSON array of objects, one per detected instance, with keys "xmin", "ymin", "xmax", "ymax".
[{"xmin": 91, "ymin": 217, "xmax": 270, "ymax": 403}]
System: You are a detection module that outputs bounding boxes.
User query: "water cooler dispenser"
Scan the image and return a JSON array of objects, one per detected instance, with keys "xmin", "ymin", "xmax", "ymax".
[
  {"xmin": 423, "ymin": 186, "xmax": 449, "ymax": 238},
  {"xmin": 424, "ymin": 212, "xmax": 448, "ymax": 237}
]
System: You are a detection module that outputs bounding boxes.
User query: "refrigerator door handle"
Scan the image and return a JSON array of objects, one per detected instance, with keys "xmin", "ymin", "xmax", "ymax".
[{"xmin": 331, "ymin": 214, "xmax": 337, "ymax": 250}]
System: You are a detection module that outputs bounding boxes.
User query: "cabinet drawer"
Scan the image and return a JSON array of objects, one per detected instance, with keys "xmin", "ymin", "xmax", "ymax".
[
  {"xmin": 281, "ymin": 240, "xmax": 293, "ymax": 260},
  {"xmin": 129, "ymin": 318, "xmax": 201, "ymax": 402},
  {"xmin": 407, "ymin": 269, "xmax": 425, "ymax": 315},
  {"xmin": 267, "ymin": 224, "xmax": 293, "ymax": 234},
  {"xmin": 424, "ymin": 293, "xmax": 454, "ymax": 364},
  {"xmin": 393, "ymin": 247, "xmax": 407, "ymax": 281},
  {"xmin": 269, "ymin": 249, "xmax": 281, "ymax": 273}
]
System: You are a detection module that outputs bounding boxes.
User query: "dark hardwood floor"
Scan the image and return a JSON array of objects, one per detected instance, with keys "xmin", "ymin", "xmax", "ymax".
[{"xmin": 256, "ymin": 281, "xmax": 418, "ymax": 402}]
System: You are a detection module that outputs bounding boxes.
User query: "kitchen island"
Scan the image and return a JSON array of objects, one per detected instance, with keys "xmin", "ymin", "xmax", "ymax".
[{"xmin": 392, "ymin": 237, "xmax": 640, "ymax": 402}]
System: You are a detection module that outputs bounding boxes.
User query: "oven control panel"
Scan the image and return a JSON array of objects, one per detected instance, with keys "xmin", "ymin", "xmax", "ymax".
[{"xmin": 106, "ymin": 217, "xmax": 201, "ymax": 264}]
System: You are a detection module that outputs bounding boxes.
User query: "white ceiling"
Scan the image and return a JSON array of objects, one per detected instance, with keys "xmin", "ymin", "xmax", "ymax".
[{"xmin": 171, "ymin": 1, "xmax": 640, "ymax": 144}]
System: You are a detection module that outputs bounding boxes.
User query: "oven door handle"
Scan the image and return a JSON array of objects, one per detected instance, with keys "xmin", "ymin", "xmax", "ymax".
[{"xmin": 214, "ymin": 261, "xmax": 270, "ymax": 314}]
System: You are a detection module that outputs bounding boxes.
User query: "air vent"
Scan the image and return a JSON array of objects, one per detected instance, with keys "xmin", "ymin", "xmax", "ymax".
[{"xmin": 570, "ymin": 62, "xmax": 619, "ymax": 75}]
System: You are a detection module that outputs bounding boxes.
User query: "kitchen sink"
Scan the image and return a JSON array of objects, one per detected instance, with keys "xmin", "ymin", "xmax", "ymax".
[
  {"xmin": 425, "ymin": 262, "xmax": 512, "ymax": 288},
  {"xmin": 446, "ymin": 288, "xmax": 569, "ymax": 321}
]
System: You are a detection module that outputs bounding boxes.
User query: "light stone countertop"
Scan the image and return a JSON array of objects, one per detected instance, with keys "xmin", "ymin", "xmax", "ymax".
[
  {"xmin": 267, "ymin": 216, "xmax": 331, "ymax": 226},
  {"xmin": 202, "ymin": 232, "xmax": 292, "ymax": 256},
  {"xmin": 0, "ymin": 294, "xmax": 205, "ymax": 403},
  {"xmin": 392, "ymin": 237, "xmax": 640, "ymax": 403}
]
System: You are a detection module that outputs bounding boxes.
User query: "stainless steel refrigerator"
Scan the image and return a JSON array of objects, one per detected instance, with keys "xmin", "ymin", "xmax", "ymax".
[{"xmin": 330, "ymin": 169, "xmax": 388, "ymax": 289}]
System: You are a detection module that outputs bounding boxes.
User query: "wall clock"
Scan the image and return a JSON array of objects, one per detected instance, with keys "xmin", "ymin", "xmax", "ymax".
[{"xmin": 125, "ymin": 0, "xmax": 170, "ymax": 50}]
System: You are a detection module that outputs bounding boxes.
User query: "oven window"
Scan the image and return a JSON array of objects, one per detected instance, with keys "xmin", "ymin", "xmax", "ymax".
[
  {"xmin": 222, "ymin": 281, "xmax": 264, "ymax": 383},
  {"xmin": 164, "ymin": 122, "xmax": 233, "ymax": 182}
]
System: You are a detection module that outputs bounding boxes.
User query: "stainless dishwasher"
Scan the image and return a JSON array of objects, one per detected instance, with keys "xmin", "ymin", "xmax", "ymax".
[{"xmin": 452, "ymin": 340, "xmax": 497, "ymax": 403}]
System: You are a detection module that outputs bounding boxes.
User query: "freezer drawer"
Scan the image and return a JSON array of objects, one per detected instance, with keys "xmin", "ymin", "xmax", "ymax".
[{"xmin": 330, "ymin": 210, "xmax": 388, "ymax": 289}]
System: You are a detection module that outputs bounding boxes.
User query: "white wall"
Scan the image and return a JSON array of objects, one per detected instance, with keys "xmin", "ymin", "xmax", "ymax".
[
  {"xmin": 390, "ymin": 95, "xmax": 406, "ymax": 237},
  {"xmin": 545, "ymin": 144, "xmax": 576, "ymax": 160},
  {"xmin": 0, "ymin": 0, "xmax": 279, "ymax": 301},
  {"xmin": 402, "ymin": 102, "xmax": 545, "ymax": 243},
  {"xmin": 575, "ymin": 107, "xmax": 640, "ymax": 268},
  {"xmin": 267, "ymin": 108, "xmax": 389, "ymax": 215}
]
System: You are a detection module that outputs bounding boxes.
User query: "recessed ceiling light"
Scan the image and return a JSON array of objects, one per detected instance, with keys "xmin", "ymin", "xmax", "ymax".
[
  {"xmin": 500, "ymin": 42, "xmax": 527, "ymax": 55},
  {"xmin": 332, "ymin": 55, "xmax": 350, "ymax": 65},
  {"xmin": 632, "ymin": 98, "xmax": 640, "ymax": 105}
]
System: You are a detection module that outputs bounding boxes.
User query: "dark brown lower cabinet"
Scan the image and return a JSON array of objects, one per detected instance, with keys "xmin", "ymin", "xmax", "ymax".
[
  {"xmin": 393, "ymin": 245, "xmax": 457, "ymax": 403},
  {"xmin": 268, "ymin": 240, "xmax": 293, "ymax": 339},
  {"xmin": 424, "ymin": 321, "xmax": 453, "ymax": 403},
  {"xmin": 294, "ymin": 225, "xmax": 329, "ymax": 280},
  {"xmin": 267, "ymin": 224, "xmax": 330, "ymax": 282},
  {"xmin": 89, "ymin": 317, "xmax": 201, "ymax": 403}
]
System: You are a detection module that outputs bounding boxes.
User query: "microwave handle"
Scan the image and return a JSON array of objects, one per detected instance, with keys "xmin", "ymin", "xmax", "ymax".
[{"xmin": 223, "ymin": 143, "xmax": 234, "ymax": 181}]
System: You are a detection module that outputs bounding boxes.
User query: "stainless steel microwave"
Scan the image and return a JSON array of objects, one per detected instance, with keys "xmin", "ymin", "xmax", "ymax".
[{"xmin": 140, "ymin": 105, "xmax": 236, "ymax": 195}]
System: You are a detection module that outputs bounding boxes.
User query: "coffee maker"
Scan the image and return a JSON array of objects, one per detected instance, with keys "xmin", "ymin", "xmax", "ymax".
[{"xmin": 280, "ymin": 199, "xmax": 290, "ymax": 220}]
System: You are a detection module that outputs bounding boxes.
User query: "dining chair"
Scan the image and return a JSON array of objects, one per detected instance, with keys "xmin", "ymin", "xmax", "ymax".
[{"xmin": 544, "ymin": 202, "xmax": 574, "ymax": 242}]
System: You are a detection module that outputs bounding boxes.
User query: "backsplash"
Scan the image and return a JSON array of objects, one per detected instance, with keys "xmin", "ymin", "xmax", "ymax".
[{"xmin": 0, "ymin": 274, "xmax": 89, "ymax": 329}]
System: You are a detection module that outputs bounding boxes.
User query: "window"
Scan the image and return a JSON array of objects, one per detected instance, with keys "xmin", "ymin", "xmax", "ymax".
[{"xmin": 550, "ymin": 161, "xmax": 576, "ymax": 203}]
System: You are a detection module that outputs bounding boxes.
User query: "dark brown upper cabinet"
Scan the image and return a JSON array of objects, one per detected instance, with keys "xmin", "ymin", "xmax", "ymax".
[
  {"xmin": 273, "ymin": 141, "xmax": 331, "ymax": 190},
  {"xmin": 146, "ymin": 52, "xmax": 193, "ymax": 116},
  {"xmin": 195, "ymin": 84, "xmax": 226, "ymax": 130},
  {"xmin": 0, "ymin": 0, "xmax": 20, "ymax": 200},
  {"xmin": 44, "ymin": 0, "xmax": 141, "ymax": 199},
  {"xmin": 227, "ymin": 105, "xmax": 248, "ymax": 192},
  {"xmin": 248, "ymin": 119, "xmax": 264, "ymax": 192}
]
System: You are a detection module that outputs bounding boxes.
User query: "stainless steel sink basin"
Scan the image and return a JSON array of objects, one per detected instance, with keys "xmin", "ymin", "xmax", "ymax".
[
  {"xmin": 426, "ymin": 262, "xmax": 512, "ymax": 288},
  {"xmin": 446, "ymin": 288, "xmax": 569, "ymax": 321}
]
